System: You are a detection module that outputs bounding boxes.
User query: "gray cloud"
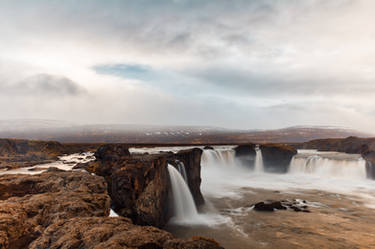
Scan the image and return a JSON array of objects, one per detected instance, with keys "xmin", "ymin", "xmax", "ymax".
[{"xmin": 1, "ymin": 74, "xmax": 85, "ymax": 97}]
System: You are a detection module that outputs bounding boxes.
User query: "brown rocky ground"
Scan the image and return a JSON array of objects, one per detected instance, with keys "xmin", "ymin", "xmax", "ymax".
[{"xmin": 0, "ymin": 159, "xmax": 223, "ymax": 249}]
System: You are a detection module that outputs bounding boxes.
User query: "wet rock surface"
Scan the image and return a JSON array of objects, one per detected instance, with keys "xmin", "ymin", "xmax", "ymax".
[
  {"xmin": 253, "ymin": 200, "xmax": 310, "ymax": 213},
  {"xmin": 260, "ymin": 144, "xmax": 297, "ymax": 173}
]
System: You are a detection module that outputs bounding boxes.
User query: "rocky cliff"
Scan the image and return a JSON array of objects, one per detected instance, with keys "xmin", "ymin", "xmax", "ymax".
[
  {"xmin": 234, "ymin": 144, "xmax": 256, "ymax": 169},
  {"xmin": 86, "ymin": 144, "xmax": 205, "ymax": 227},
  {"xmin": 260, "ymin": 144, "xmax": 297, "ymax": 173}
]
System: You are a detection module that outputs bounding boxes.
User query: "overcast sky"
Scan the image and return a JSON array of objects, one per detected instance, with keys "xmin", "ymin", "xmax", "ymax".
[{"xmin": 1, "ymin": 0, "xmax": 375, "ymax": 131}]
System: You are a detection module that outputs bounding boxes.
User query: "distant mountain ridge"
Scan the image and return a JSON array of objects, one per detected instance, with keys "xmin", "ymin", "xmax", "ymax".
[{"xmin": 0, "ymin": 119, "xmax": 372, "ymax": 144}]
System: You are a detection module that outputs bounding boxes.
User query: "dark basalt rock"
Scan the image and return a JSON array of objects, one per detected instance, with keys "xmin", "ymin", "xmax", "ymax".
[
  {"xmin": 253, "ymin": 199, "xmax": 311, "ymax": 213},
  {"xmin": 234, "ymin": 144, "xmax": 256, "ymax": 169},
  {"xmin": 253, "ymin": 201, "xmax": 287, "ymax": 212},
  {"xmin": 260, "ymin": 144, "xmax": 297, "ymax": 173}
]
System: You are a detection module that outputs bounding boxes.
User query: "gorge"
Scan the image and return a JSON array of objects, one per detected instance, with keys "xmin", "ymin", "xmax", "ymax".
[{"xmin": 1, "ymin": 138, "xmax": 375, "ymax": 248}]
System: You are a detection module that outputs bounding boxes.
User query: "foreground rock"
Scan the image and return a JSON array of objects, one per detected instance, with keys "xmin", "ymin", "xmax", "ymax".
[
  {"xmin": 29, "ymin": 217, "xmax": 223, "ymax": 249},
  {"xmin": 0, "ymin": 169, "xmax": 224, "ymax": 249},
  {"xmin": 234, "ymin": 144, "xmax": 256, "ymax": 169},
  {"xmin": 260, "ymin": 144, "xmax": 297, "ymax": 173},
  {"xmin": 0, "ymin": 170, "xmax": 110, "ymax": 249}
]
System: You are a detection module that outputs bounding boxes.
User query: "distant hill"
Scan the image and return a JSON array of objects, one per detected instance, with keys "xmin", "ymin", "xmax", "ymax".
[{"xmin": 0, "ymin": 119, "xmax": 372, "ymax": 144}]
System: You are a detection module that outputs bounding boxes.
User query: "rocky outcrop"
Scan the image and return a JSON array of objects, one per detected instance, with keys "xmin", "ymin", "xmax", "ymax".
[
  {"xmin": 0, "ymin": 168, "xmax": 223, "ymax": 249},
  {"xmin": 88, "ymin": 145, "xmax": 206, "ymax": 227},
  {"xmin": 0, "ymin": 170, "xmax": 110, "ymax": 249},
  {"xmin": 87, "ymin": 144, "xmax": 171, "ymax": 227},
  {"xmin": 170, "ymin": 148, "xmax": 205, "ymax": 206},
  {"xmin": 94, "ymin": 143, "xmax": 130, "ymax": 161},
  {"xmin": 297, "ymin": 136, "xmax": 375, "ymax": 179},
  {"xmin": 234, "ymin": 144, "xmax": 256, "ymax": 169},
  {"xmin": 253, "ymin": 199, "xmax": 311, "ymax": 213},
  {"xmin": 260, "ymin": 144, "xmax": 297, "ymax": 173},
  {"xmin": 29, "ymin": 217, "xmax": 224, "ymax": 249}
]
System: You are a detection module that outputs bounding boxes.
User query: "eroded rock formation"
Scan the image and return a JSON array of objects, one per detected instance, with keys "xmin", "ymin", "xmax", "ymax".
[
  {"xmin": 0, "ymin": 168, "xmax": 223, "ymax": 249},
  {"xmin": 0, "ymin": 169, "xmax": 110, "ymax": 249},
  {"xmin": 260, "ymin": 144, "xmax": 297, "ymax": 173},
  {"xmin": 29, "ymin": 217, "xmax": 223, "ymax": 249},
  {"xmin": 86, "ymin": 144, "xmax": 206, "ymax": 227}
]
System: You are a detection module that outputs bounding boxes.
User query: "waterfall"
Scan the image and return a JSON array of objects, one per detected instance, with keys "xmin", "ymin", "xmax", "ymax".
[
  {"xmin": 289, "ymin": 151, "xmax": 367, "ymax": 179},
  {"xmin": 167, "ymin": 164, "xmax": 199, "ymax": 223},
  {"xmin": 176, "ymin": 161, "xmax": 188, "ymax": 182},
  {"xmin": 201, "ymin": 148, "xmax": 237, "ymax": 168},
  {"xmin": 254, "ymin": 146, "xmax": 264, "ymax": 172}
]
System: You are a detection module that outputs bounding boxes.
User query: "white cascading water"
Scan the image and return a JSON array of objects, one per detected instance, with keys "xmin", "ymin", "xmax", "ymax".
[
  {"xmin": 254, "ymin": 146, "xmax": 264, "ymax": 172},
  {"xmin": 289, "ymin": 150, "xmax": 367, "ymax": 179},
  {"xmin": 176, "ymin": 161, "xmax": 188, "ymax": 182},
  {"xmin": 200, "ymin": 147, "xmax": 252, "ymax": 198},
  {"xmin": 167, "ymin": 164, "xmax": 200, "ymax": 224},
  {"xmin": 201, "ymin": 148, "xmax": 238, "ymax": 168}
]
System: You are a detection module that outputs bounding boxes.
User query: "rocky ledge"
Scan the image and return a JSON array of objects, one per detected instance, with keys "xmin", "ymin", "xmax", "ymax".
[
  {"xmin": 0, "ymin": 169, "xmax": 223, "ymax": 249},
  {"xmin": 260, "ymin": 144, "xmax": 297, "ymax": 173}
]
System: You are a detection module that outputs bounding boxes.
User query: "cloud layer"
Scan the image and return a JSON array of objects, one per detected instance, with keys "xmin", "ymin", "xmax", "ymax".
[{"xmin": 0, "ymin": 0, "xmax": 374, "ymax": 131}]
